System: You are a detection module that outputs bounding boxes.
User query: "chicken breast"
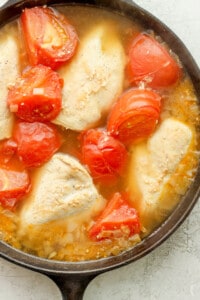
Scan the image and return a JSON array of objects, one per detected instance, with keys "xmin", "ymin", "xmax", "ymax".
[
  {"xmin": 20, "ymin": 153, "xmax": 104, "ymax": 226},
  {"xmin": 128, "ymin": 118, "xmax": 193, "ymax": 232},
  {"xmin": 53, "ymin": 22, "xmax": 125, "ymax": 131},
  {"xmin": 0, "ymin": 33, "xmax": 20, "ymax": 140}
]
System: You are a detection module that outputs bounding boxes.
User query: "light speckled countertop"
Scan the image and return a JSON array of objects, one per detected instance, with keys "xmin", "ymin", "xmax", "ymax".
[{"xmin": 0, "ymin": 0, "xmax": 200, "ymax": 299}]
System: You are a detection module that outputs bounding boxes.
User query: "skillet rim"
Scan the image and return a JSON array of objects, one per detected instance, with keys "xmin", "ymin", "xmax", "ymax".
[{"xmin": 0, "ymin": 0, "xmax": 200, "ymax": 276}]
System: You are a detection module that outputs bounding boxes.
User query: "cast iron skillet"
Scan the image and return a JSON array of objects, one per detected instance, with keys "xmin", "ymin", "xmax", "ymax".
[{"xmin": 0, "ymin": 0, "xmax": 200, "ymax": 299}]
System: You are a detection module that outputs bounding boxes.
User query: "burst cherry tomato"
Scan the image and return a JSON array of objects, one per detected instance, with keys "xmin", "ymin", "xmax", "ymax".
[
  {"xmin": 21, "ymin": 7, "xmax": 78, "ymax": 70},
  {"xmin": 0, "ymin": 167, "xmax": 30, "ymax": 210},
  {"xmin": 89, "ymin": 192, "xmax": 140, "ymax": 241},
  {"xmin": 107, "ymin": 88, "xmax": 161, "ymax": 144},
  {"xmin": 7, "ymin": 65, "xmax": 63, "ymax": 122},
  {"xmin": 80, "ymin": 129, "xmax": 128, "ymax": 184},
  {"xmin": 13, "ymin": 122, "xmax": 61, "ymax": 168},
  {"xmin": 127, "ymin": 33, "xmax": 181, "ymax": 88}
]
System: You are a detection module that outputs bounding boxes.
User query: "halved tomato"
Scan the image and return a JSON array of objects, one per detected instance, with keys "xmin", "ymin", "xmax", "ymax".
[
  {"xmin": 127, "ymin": 33, "xmax": 181, "ymax": 88},
  {"xmin": 89, "ymin": 192, "xmax": 140, "ymax": 241},
  {"xmin": 107, "ymin": 88, "xmax": 161, "ymax": 144},
  {"xmin": 13, "ymin": 121, "xmax": 61, "ymax": 168},
  {"xmin": 21, "ymin": 7, "xmax": 78, "ymax": 70},
  {"xmin": 80, "ymin": 129, "xmax": 128, "ymax": 184},
  {"xmin": 7, "ymin": 64, "xmax": 63, "ymax": 122},
  {"xmin": 0, "ymin": 167, "xmax": 30, "ymax": 210}
]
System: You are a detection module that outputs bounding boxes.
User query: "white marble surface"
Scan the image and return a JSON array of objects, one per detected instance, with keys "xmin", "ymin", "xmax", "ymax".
[{"xmin": 0, "ymin": 0, "xmax": 200, "ymax": 299}]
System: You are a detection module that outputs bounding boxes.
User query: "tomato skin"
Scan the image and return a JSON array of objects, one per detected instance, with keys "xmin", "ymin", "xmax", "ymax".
[
  {"xmin": 0, "ymin": 139, "xmax": 17, "ymax": 165},
  {"xmin": 13, "ymin": 122, "xmax": 61, "ymax": 168},
  {"xmin": 107, "ymin": 88, "xmax": 161, "ymax": 144},
  {"xmin": 21, "ymin": 7, "xmax": 78, "ymax": 70},
  {"xmin": 0, "ymin": 167, "xmax": 30, "ymax": 210},
  {"xmin": 80, "ymin": 129, "xmax": 128, "ymax": 183},
  {"xmin": 89, "ymin": 192, "xmax": 140, "ymax": 241},
  {"xmin": 127, "ymin": 33, "xmax": 181, "ymax": 88},
  {"xmin": 7, "ymin": 65, "xmax": 63, "ymax": 122}
]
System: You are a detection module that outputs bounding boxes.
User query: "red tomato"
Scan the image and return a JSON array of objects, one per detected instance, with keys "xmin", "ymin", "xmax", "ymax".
[
  {"xmin": 21, "ymin": 7, "xmax": 78, "ymax": 70},
  {"xmin": 80, "ymin": 129, "xmax": 128, "ymax": 183},
  {"xmin": 7, "ymin": 65, "xmax": 63, "ymax": 122},
  {"xmin": 0, "ymin": 139, "xmax": 17, "ymax": 165},
  {"xmin": 127, "ymin": 33, "xmax": 181, "ymax": 88},
  {"xmin": 13, "ymin": 122, "xmax": 61, "ymax": 168},
  {"xmin": 0, "ymin": 167, "xmax": 30, "ymax": 210},
  {"xmin": 89, "ymin": 192, "xmax": 140, "ymax": 241},
  {"xmin": 107, "ymin": 88, "xmax": 161, "ymax": 144}
]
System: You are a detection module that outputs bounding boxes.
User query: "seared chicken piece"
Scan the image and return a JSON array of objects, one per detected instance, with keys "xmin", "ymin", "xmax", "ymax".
[
  {"xmin": 20, "ymin": 153, "xmax": 104, "ymax": 226},
  {"xmin": 54, "ymin": 22, "xmax": 125, "ymax": 131},
  {"xmin": 128, "ymin": 118, "xmax": 193, "ymax": 231},
  {"xmin": 0, "ymin": 34, "xmax": 20, "ymax": 139}
]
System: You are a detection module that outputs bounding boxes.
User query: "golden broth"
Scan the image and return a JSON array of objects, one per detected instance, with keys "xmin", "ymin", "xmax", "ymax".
[{"xmin": 0, "ymin": 5, "xmax": 199, "ymax": 261}]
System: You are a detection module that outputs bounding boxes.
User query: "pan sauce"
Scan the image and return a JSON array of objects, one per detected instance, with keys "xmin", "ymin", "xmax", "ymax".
[{"xmin": 0, "ymin": 6, "xmax": 199, "ymax": 261}]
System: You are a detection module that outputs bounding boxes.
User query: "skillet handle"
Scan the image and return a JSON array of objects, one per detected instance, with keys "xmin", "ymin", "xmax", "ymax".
[{"xmin": 50, "ymin": 275, "xmax": 96, "ymax": 300}]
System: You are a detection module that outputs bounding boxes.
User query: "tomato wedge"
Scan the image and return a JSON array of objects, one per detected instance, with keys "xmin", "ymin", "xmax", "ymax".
[
  {"xmin": 7, "ymin": 64, "xmax": 63, "ymax": 122},
  {"xmin": 0, "ymin": 167, "xmax": 30, "ymax": 210},
  {"xmin": 13, "ymin": 122, "xmax": 61, "ymax": 168},
  {"xmin": 21, "ymin": 7, "xmax": 78, "ymax": 70},
  {"xmin": 80, "ymin": 129, "xmax": 128, "ymax": 184},
  {"xmin": 127, "ymin": 33, "xmax": 181, "ymax": 88},
  {"xmin": 89, "ymin": 192, "xmax": 140, "ymax": 241},
  {"xmin": 107, "ymin": 88, "xmax": 161, "ymax": 144}
]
